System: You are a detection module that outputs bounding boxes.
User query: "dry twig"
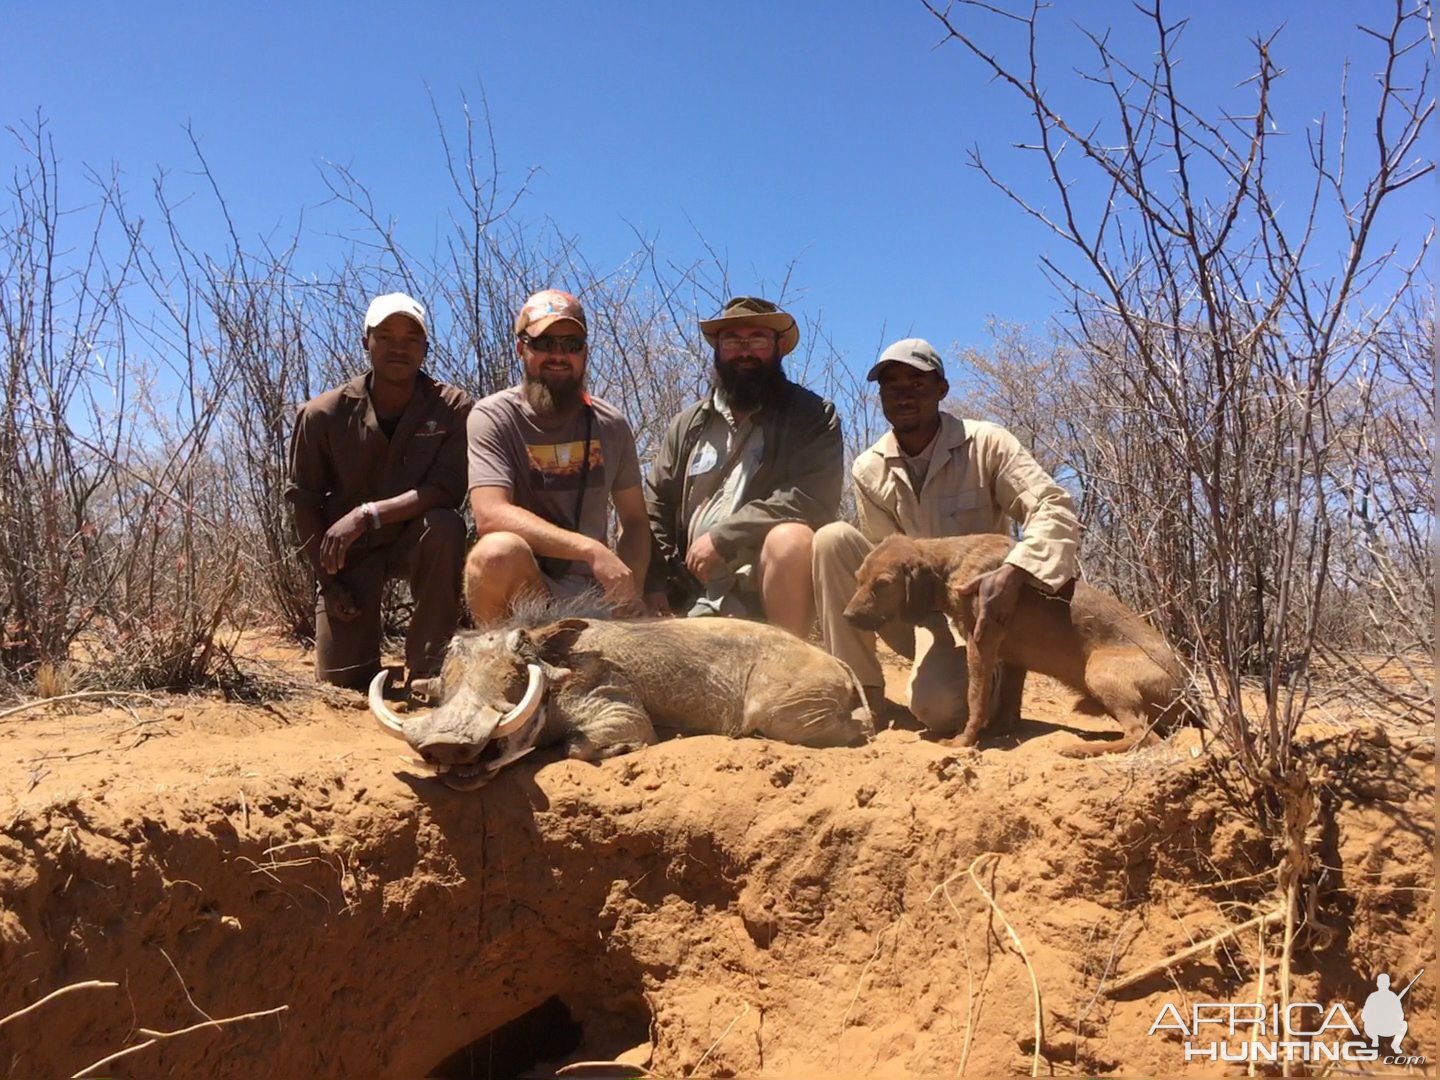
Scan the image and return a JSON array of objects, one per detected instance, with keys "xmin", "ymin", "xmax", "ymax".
[
  {"xmin": 0, "ymin": 692, "xmax": 159, "ymax": 722},
  {"xmin": 965, "ymin": 853, "xmax": 1043, "ymax": 1078},
  {"xmin": 840, "ymin": 917, "xmax": 906, "ymax": 1038},
  {"xmin": 68, "ymin": 1004, "xmax": 288, "ymax": 1078},
  {"xmin": 0, "ymin": 981, "xmax": 118, "ymax": 1028},
  {"xmin": 1104, "ymin": 908, "xmax": 1284, "ymax": 997},
  {"xmin": 688, "ymin": 1002, "xmax": 750, "ymax": 1078}
]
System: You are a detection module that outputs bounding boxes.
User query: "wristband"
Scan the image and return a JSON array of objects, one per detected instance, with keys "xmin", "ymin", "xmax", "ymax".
[{"xmin": 361, "ymin": 502, "xmax": 382, "ymax": 530}]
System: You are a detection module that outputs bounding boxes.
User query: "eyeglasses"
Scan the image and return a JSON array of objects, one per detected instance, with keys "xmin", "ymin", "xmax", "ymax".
[
  {"xmin": 521, "ymin": 333, "xmax": 587, "ymax": 354},
  {"xmin": 717, "ymin": 331, "xmax": 777, "ymax": 353}
]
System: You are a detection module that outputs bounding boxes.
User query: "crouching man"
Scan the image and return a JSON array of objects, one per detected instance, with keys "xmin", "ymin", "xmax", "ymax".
[
  {"xmin": 464, "ymin": 289, "xmax": 650, "ymax": 621},
  {"xmin": 813, "ymin": 338, "xmax": 1078, "ymax": 731},
  {"xmin": 286, "ymin": 292, "xmax": 472, "ymax": 694},
  {"xmin": 645, "ymin": 296, "xmax": 843, "ymax": 637}
]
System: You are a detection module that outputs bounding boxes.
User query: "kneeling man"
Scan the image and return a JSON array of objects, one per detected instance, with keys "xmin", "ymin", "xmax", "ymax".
[{"xmin": 287, "ymin": 292, "xmax": 472, "ymax": 693}]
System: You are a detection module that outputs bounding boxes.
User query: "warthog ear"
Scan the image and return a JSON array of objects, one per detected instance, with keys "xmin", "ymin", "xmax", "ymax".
[
  {"xmin": 901, "ymin": 564, "xmax": 937, "ymax": 622},
  {"xmin": 529, "ymin": 619, "xmax": 588, "ymax": 667}
]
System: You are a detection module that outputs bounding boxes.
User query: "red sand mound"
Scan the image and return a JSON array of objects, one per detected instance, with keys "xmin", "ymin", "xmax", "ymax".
[{"xmin": 0, "ymin": 645, "xmax": 1431, "ymax": 1078}]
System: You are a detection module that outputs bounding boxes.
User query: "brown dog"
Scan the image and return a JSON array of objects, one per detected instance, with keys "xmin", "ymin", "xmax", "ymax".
[{"xmin": 844, "ymin": 534, "xmax": 1186, "ymax": 756}]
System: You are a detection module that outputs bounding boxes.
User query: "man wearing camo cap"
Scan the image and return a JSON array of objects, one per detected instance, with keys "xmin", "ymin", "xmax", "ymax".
[
  {"xmin": 464, "ymin": 289, "xmax": 650, "ymax": 621},
  {"xmin": 812, "ymin": 337, "xmax": 1079, "ymax": 733}
]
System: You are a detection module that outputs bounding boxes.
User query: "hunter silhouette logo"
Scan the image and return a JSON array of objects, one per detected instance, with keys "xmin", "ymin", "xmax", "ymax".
[
  {"xmin": 1363, "ymin": 970, "xmax": 1420, "ymax": 1054},
  {"xmin": 1149, "ymin": 967, "xmax": 1426, "ymax": 1066}
]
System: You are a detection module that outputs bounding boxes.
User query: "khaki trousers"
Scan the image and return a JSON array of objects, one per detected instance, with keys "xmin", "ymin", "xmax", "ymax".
[
  {"xmin": 812, "ymin": 521, "xmax": 1024, "ymax": 735},
  {"xmin": 315, "ymin": 509, "xmax": 465, "ymax": 690}
]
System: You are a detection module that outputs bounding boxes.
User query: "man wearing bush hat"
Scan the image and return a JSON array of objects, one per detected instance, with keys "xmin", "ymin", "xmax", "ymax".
[
  {"xmin": 286, "ymin": 292, "xmax": 473, "ymax": 697},
  {"xmin": 812, "ymin": 336, "xmax": 1079, "ymax": 732},
  {"xmin": 645, "ymin": 296, "xmax": 843, "ymax": 636}
]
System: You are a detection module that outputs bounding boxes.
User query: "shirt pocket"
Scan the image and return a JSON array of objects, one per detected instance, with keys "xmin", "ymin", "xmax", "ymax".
[
  {"xmin": 402, "ymin": 431, "xmax": 445, "ymax": 479},
  {"xmin": 932, "ymin": 490, "xmax": 991, "ymax": 533}
]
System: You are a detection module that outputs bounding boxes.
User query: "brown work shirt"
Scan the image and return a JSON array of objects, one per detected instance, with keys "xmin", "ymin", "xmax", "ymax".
[
  {"xmin": 851, "ymin": 412, "xmax": 1079, "ymax": 591},
  {"xmin": 285, "ymin": 371, "xmax": 473, "ymax": 547}
]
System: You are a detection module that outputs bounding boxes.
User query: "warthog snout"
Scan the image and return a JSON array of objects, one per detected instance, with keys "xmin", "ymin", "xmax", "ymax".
[{"xmin": 369, "ymin": 664, "xmax": 549, "ymax": 790}]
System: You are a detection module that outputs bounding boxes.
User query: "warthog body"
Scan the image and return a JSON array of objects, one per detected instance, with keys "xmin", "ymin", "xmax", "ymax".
[{"xmin": 371, "ymin": 616, "xmax": 873, "ymax": 789}]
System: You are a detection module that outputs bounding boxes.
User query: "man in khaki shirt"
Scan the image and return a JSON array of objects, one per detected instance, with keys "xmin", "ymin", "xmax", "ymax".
[
  {"xmin": 287, "ymin": 293, "xmax": 472, "ymax": 694},
  {"xmin": 812, "ymin": 337, "xmax": 1079, "ymax": 733}
]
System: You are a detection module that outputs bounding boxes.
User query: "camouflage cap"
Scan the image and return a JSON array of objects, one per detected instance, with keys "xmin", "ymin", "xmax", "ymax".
[{"xmin": 515, "ymin": 289, "xmax": 587, "ymax": 337}]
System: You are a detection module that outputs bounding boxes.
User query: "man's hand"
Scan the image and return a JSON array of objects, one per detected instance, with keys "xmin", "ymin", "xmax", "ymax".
[
  {"xmin": 320, "ymin": 509, "xmax": 369, "ymax": 575},
  {"xmin": 321, "ymin": 580, "xmax": 362, "ymax": 623},
  {"xmin": 684, "ymin": 531, "xmax": 726, "ymax": 585},
  {"xmin": 644, "ymin": 591, "xmax": 674, "ymax": 618},
  {"xmin": 589, "ymin": 544, "xmax": 639, "ymax": 607},
  {"xmin": 956, "ymin": 563, "xmax": 1031, "ymax": 650}
]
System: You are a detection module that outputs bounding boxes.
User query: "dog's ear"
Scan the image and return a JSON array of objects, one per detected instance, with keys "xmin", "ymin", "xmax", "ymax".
[{"xmin": 900, "ymin": 564, "xmax": 937, "ymax": 622}]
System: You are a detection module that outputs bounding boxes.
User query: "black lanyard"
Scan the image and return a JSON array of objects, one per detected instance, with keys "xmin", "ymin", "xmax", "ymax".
[{"xmin": 568, "ymin": 402, "xmax": 594, "ymax": 531}]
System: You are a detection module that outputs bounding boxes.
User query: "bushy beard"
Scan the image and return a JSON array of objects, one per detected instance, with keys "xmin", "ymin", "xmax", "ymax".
[
  {"xmin": 713, "ymin": 351, "xmax": 789, "ymax": 412},
  {"xmin": 523, "ymin": 369, "xmax": 585, "ymax": 415}
]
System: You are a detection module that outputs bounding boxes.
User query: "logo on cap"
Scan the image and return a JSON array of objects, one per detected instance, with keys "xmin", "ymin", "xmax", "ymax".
[
  {"xmin": 515, "ymin": 289, "xmax": 587, "ymax": 336},
  {"xmin": 866, "ymin": 337, "xmax": 945, "ymax": 381}
]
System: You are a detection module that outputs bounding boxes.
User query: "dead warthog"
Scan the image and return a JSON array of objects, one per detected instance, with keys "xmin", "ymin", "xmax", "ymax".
[{"xmin": 370, "ymin": 616, "xmax": 874, "ymax": 789}]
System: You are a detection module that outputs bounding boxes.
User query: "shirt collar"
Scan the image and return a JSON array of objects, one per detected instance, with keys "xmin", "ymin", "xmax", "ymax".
[
  {"xmin": 880, "ymin": 411, "xmax": 969, "ymax": 460},
  {"xmin": 711, "ymin": 387, "xmax": 762, "ymax": 427},
  {"xmin": 341, "ymin": 369, "xmax": 436, "ymax": 402}
]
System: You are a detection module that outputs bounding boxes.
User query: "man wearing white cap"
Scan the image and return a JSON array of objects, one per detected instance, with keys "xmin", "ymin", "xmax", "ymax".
[
  {"xmin": 464, "ymin": 288, "xmax": 650, "ymax": 621},
  {"xmin": 286, "ymin": 292, "xmax": 472, "ymax": 696},
  {"xmin": 812, "ymin": 337, "xmax": 1079, "ymax": 733}
]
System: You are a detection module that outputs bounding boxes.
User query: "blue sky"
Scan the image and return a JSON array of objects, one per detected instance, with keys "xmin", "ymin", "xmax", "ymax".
[{"xmin": 4, "ymin": 1, "xmax": 1432, "ymax": 382}]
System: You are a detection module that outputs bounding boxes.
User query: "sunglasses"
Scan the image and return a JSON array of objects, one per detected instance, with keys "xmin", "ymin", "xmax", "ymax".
[{"xmin": 521, "ymin": 333, "xmax": 588, "ymax": 354}]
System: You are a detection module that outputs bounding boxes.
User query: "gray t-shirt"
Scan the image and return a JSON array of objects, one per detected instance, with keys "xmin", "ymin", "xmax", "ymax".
[{"xmin": 467, "ymin": 386, "xmax": 642, "ymax": 580}]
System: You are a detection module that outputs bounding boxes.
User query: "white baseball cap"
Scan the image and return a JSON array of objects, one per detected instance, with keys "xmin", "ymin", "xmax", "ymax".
[{"xmin": 364, "ymin": 292, "xmax": 427, "ymax": 335}]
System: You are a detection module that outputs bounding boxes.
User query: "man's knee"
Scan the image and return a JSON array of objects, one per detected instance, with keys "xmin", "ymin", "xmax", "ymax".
[
  {"xmin": 813, "ymin": 520, "xmax": 866, "ymax": 566},
  {"xmin": 761, "ymin": 521, "xmax": 815, "ymax": 568},
  {"xmin": 466, "ymin": 531, "xmax": 535, "ymax": 580},
  {"xmin": 909, "ymin": 641, "xmax": 969, "ymax": 736}
]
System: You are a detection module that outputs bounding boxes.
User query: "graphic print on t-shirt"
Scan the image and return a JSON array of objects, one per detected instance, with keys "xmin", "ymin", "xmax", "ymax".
[{"xmin": 527, "ymin": 440, "xmax": 606, "ymax": 491}]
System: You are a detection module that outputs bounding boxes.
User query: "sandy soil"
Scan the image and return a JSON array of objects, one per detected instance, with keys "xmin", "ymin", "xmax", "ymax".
[{"xmin": 0, "ymin": 638, "xmax": 1432, "ymax": 1078}]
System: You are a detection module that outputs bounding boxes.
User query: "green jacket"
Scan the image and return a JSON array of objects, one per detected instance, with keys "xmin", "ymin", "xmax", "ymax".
[{"xmin": 644, "ymin": 382, "xmax": 843, "ymax": 600}]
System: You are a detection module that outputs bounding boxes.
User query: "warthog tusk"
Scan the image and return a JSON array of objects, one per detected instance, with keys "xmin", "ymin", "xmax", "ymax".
[
  {"xmin": 369, "ymin": 670, "xmax": 408, "ymax": 740},
  {"xmin": 401, "ymin": 756, "xmax": 449, "ymax": 774},
  {"xmin": 491, "ymin": 663, "xmax": 546, "ymax": 738}
]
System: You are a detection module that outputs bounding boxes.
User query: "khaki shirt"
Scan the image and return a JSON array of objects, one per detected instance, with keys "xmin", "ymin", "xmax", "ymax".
[
  {"xmin": 286, "ymin": 371, "xmax": 472, "ymax": 546},
  {"xmin": 851, "ymin": 412, "xmax": 1078, "ymax": 590}
]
